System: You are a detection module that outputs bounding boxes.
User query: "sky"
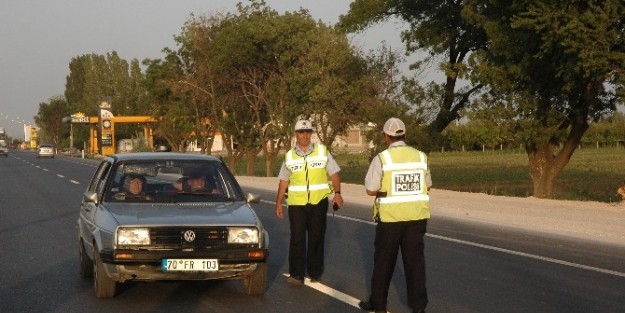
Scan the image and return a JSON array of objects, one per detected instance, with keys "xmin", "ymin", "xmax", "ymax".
[{"xmin": 0, "ymin": 0, "xmax": 408, "ymax": 139}]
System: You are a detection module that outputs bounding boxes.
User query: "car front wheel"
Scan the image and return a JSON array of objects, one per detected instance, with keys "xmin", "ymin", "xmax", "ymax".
[
  {"xmin": 93, "ymin": 244, "xmax": 117, "ymax": 298},
  {"xmin": 79, "ymin": 239, "xmax": 93, "ymax": 277},
  {"xmin": 242, "ymin": 263, "xmax": 267, "ymax": 295}
]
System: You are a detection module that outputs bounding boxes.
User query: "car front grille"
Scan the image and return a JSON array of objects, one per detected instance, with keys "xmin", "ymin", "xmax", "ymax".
[{"xmin": 150, "ymin": 226, "xmax": 229, "ymax": 249}]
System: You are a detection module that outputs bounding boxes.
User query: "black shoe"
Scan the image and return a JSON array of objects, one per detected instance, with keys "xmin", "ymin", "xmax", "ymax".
[
  {"xmin": 358, "ymin": 300, "xmax": 386, "ymax": 313},
  {"xmin": 413, "ymin": 311, "xmax": 426, "ymax": 313},
  {"xmin": 309, "ymin": 277, "xmax": 320, "ymax": 283},
  {"xmin": 287, "ymin": 276, "xmax": 304, "ymax": 285}
]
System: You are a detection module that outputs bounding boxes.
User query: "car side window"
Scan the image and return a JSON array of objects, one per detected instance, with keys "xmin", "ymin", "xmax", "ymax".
[
  {"xmin": 88, "ymin": 162, "xmax": 112, "ymax": 199},
  {"xmin": 88, "ymin": 162, "xmax": 107, "ymax": 192}
]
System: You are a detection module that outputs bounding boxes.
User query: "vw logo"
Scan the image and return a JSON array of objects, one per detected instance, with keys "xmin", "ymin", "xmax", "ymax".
[{"xmin": 183, "ymin": 230, "xmax": 196, "ymax": 242}]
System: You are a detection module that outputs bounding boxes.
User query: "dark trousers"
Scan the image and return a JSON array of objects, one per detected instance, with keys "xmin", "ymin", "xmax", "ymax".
[
  {"xmin": 369, "ymin": 219, "xmax": 428, "ymax": 311},
  {"xmin": 287, "ymin": 198, "xmax": 329, "ymax": 279}
]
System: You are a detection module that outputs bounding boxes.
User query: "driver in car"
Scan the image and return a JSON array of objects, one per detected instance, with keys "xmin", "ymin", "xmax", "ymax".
[{"xmin": 174, "ymin": 172, "xmax": 220, "ymax": 194}]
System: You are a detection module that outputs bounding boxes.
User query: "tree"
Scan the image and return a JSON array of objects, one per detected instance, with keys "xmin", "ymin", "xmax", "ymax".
[
  {"xmin": 34, "ymin": 97, "xmax": 70, "ymax": 148},
  {"xmin": 65, "ymin": 52, "xmax": 149, "ymax": 148},
  {"xmin": 463, "ymin": 0, "xmax": 625, "ymax": 198},
  {"xmin": 179, "ymin": 1, "xmax": 379, "ymax": 176},
  {"xmin": 209, "ymin": 4, "xmax": 307, "ymax": 175},
  {"xmin": 338, "ymin": 0, "xmax": 488, "ymax": 148},
  {"xmin": 295, "ymin": 24, "xmax": 377, "ymax": 151},
  {"xmin": 143, "ymin": 53, "xmax": 196, "ymax": 152}
]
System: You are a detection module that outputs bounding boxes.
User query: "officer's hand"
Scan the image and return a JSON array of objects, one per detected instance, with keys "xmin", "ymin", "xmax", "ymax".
[
  {"xmin": 333, "ymin": 193, "xmax": 343, "ymax": 209},
  {"xmin": 276, "ymin": 204, "xmax": 284, "ymax": 219}
]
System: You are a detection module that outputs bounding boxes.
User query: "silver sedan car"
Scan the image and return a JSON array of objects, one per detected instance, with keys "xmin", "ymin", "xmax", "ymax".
[
  {"xmin": 0, "ymin": 141, "xmax": 8, "ymax": 157},
  {"xmin": 37, "ymin": 144, "xmax": 55, "ymax": 158},
  {"xmin": 77, "ymin": 153, "xmax": 268, "ymax": 298}
]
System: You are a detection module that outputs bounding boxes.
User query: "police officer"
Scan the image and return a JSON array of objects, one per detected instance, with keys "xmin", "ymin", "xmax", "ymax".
[
  {"xmin": 359, "ymin": 117, "xmax": 431, "ymax": 313},
  {"xmin": 275, "ymin": 119, "xmax": 343, "ymax": 285}
]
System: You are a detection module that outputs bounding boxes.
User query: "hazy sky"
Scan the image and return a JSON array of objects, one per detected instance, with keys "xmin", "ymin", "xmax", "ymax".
[{"xmin": 0, "ymin": 0, "xmax": 406, "ymax": 138}]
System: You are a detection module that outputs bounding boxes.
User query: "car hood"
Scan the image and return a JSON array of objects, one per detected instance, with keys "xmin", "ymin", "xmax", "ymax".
[{"xmin": 103, "ymin": 202, "xmax": 260, "ymax": 227}]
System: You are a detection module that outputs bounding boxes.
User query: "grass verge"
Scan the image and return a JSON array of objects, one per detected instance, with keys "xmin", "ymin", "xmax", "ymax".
[{"xmin": 229, "ymin": 147, "xmax": 625, "ymax": 203}]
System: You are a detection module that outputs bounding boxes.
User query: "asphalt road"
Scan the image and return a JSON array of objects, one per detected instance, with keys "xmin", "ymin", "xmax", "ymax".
[{"xmin": 1, "ymin": 149, "xmax": 624, "ymax": 313}]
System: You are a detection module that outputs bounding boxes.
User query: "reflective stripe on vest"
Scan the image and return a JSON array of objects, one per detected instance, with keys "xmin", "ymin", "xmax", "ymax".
[
  {"xmin": 285, "ymin": 144, "xmax": 331, "ymax": 205},
  {"xmin": 375, "ymin": 146, "xmax": 430, "ymax": 222}
]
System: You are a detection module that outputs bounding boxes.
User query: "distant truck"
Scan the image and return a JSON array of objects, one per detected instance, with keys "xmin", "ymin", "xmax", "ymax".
[{"xmin": 0, "ymin": 127, "xmax": 5, "ymax": 137}]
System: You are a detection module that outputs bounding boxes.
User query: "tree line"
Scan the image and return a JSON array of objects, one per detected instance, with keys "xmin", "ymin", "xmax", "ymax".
[{"xmin": 34, "ymin": 0, "xmax": 625, "ymax": 199}]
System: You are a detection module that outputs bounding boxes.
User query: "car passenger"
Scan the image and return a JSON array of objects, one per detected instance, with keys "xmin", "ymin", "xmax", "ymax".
[{"xmin": 114, "ymin": 174, "xmax": 152, "ymax": 201}]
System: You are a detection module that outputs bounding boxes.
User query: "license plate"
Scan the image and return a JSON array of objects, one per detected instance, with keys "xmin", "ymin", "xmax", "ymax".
[{"xmin": 162, "ymin": 259, "xmax": 219, "ymax": 272}]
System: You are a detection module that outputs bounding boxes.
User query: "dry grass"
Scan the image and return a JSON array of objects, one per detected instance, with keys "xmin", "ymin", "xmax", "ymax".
[
  {"xmin": 234, "ymin": 147, "xmax": 625, "ymax": 203},
  {"xmin": 336, "ymin": 147, "xmax": 625, "ymax": 203}
]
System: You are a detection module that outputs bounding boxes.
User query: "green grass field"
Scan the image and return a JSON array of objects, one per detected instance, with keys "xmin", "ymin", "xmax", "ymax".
[{"xmin": 231, "ymin": 147, "xmax": 625, "ymax": 203}]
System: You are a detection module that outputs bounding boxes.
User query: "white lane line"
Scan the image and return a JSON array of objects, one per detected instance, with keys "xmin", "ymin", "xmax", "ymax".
[
  {"xmin": 18, "ymin": 155, "xmax": 86, "ymax": 185},
  {"xmin": 281, "ymin": 273, "xmax": 367, "ymax": 311},
  {"xmin": 266, "ymin": 199, "xmax": 625, "ymax": 279},
  {"xmin": 426, "ymin": 234, "xmax": 625, "ymax": 278}
]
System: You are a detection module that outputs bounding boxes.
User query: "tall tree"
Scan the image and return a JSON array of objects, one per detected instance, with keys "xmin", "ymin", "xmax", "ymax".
[
  {"xmin": 65, "ymin": 51, "xmax": 148, "ymax": 147},
  {"xmin": 463, "ymin": 0, "xmax": 625, "ymax": 198},
  {"xmin": 192, "ymin": 1, "xmax": 376, "ymax": 175},
  {"xmin": 143, "ymin": 52, "xmax": 196, "ymax": 152},
  {"xmin": 298, "ymin": 24, "xmax": 374, "ymax": 149},
  {"xmin": 338, "ymin": 0, "xmax": 488, "ymax": 148},
  {"xmin": 34, "ymin": 97, "xmax": 70, "ymax": 148}
]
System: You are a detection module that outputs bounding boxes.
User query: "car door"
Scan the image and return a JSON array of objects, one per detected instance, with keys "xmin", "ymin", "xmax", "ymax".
[{"xmin": 79, "ymin": 161, "xmax": 112, "ymax": 250}]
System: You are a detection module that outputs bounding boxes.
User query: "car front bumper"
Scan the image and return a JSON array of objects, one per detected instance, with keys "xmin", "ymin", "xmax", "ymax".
[{"xmin": 99, "ymin": 248, "xmax": 268, "ymax": 283}]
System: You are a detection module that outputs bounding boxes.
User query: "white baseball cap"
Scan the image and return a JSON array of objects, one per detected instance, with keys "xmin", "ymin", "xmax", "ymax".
[
  {"xmin": 382, "ymin": 117, "xmax": 406, "ymax": 136},
  {"xmin": 294, "ymin": 120, "xmax": 313, "ymax": 131}
]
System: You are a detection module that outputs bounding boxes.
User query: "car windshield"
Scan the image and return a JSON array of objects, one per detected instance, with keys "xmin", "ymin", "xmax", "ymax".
[{"xmin": 104, "ymin": 159, "xmax": 243, "ymax": 203}]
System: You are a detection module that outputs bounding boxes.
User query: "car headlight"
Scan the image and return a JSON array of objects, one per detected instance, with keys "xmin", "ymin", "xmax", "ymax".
[
  {"xmin": 117, "ymin": 228, "xmax": 150, "ymax": 245},
  {"xmin": 228, "ymin": 227, "xmax": 259, "ymax": 244}
]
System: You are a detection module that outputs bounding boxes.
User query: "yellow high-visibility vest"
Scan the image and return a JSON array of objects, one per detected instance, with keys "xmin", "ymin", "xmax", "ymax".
[
  {"xmin": 374, "ymin": 146, "xmax": 430, "ymax": 222},
  {"xmin": 285, "ymin": 144, "xmax": 331, "ymax": 205}
]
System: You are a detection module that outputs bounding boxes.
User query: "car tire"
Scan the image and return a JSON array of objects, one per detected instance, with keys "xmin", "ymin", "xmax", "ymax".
[
  {"xmin": 93, "ymin": 244, "xmax": 117, "ymax": 298},
  {"xmin": 242, "ymin": 263, "xmax": 267, "ymax": 295},
  {"xmin": 79, "ymin": 239, "xmax": 93, "ymax": 277}
]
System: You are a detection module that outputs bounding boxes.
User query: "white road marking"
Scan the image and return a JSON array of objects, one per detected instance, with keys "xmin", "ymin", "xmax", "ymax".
[
  {"xmin": 426, "ymin": 234, "xmax": 625, "ymax": 278},
  {"xmin": 281, "ymin": 273, "xmax": 370, "ymax": 311},
  {"xmin": 330, "ymin": 213, "xmax": 625, "ymax": 278},
  {"xmin": 17, "ymin": 154, "xmax": 89, "ymax": 186},
  {"xmin": 265, "ymin": 198, "xmax": 625, "ymax": 306}
]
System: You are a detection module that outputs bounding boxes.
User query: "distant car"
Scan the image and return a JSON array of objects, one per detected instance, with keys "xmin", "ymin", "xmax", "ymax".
[
  {"xmin": 0, "ymin": 141, "xmax": 8, "ymax": 157},
  {"xmin": 77, "ymin": 152, "xmax": 268, "ymax": 298},
  {"xmin": 155, "ymin": 144, "xmax": 171, "ymax": 152},
  {"xmin": 37, "ymin": 144, "xmax": 55, "ymax": 158}
]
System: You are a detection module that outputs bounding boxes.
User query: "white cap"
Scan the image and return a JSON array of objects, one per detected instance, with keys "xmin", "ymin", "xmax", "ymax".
[
  {"xmin": 294, "ymin": 120, "xmax": 313, "ymax": 131},
  {"xmin": 382, "ymin": 117, "xmax": 406, "ymax": 136}
]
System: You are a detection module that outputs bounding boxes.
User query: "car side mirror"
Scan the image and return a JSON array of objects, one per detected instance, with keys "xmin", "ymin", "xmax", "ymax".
[
  {"xmin": 84, "ymin": 191, "xmax": 99, "ymax": 205},
  {"xmin": 246, "ymin": 193, "xmax": 261, "ymax": 203}
]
